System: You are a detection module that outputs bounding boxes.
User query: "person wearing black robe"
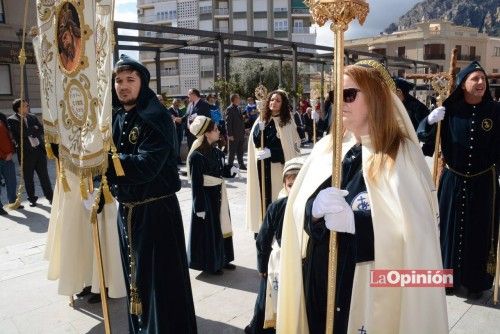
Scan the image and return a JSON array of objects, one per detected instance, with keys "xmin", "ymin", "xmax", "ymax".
[
  {"xmin": 187, "ymin": 116, "xmax": 236, "ymax": 274},
  {"xmin": 303, "ymin": 144, "xmax": 374, "ymax": 334},
  {"xmin": 107, "ymin": 55, "xmax": 196, "ymax": 333},
  {"xmin": 245, "ymin": 157, "xmax": 304, "ymax": 334},
  {"xmin": 417, "ymin": 61, "xmax": 500, "ymax": 298}
]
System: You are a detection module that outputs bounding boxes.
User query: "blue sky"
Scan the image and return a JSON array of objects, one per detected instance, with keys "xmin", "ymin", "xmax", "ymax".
[{"xmin": 114, "ymin": 0, "xmax": 420, "ymax": 56}]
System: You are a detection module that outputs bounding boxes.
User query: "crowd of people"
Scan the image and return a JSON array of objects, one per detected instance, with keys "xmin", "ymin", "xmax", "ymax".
[{"xmin": 3, "ymin": 54, "xmax": 498, "ymax": 334}]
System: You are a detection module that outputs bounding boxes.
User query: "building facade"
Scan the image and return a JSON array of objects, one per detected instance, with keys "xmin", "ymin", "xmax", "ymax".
[
  {"xmin": 0, "ymin": 0, "xmax": 40, "ymax": 114},
  {"xmin": 345, "ymin": 20, "xmax": 500, "ymax": 99},
  {"xmin": 137, "ymin": 0, "xmax": 316, "ymax": 96}
]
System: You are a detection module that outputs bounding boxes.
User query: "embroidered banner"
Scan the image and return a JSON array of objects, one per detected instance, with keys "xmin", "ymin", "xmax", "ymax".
[{"xmin": 33, "ymin": 0, "xmax": 114, "ymax": 177}]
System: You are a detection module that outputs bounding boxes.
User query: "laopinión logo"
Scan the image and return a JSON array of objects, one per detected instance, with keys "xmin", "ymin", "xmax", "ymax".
[{"xmin": 370, "ymin": 269, "xmax": 453, "ymax": 287}]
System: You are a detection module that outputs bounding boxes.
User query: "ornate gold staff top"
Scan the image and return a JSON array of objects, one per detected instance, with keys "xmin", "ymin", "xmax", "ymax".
[
  {"xmin": 305, "ymin": 1, "xmax": 369, "ymax": 333},
  {"xmin": 255, "ymin": 83, "xmax": 268, "ymax": 221},
  {"xmin": 405, "ymin": 48, "xmax": 457, "ymax": 186}
]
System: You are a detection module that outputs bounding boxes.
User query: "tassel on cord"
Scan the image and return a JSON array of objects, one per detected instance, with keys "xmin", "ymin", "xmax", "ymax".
[
  {"xmin": 129, "ymin": 286, "xmax": 143, "ymax": 316},
  {"xmin": 110, "ymin": 143, "xmax": 125, "ymax": 176},
  {"xmin": 101, "ymin": 175, "xmax": 113, "ymax": 204},
  {"xmin": 80, "ymin": 178, "xmax": 88, "ymax": 200},
  {"xmin": 487, "ymin": 248, "xmax": 496, "ymax": 276},
  {"xmin": 45, "ymin": 142, "xmax": 55, "ymax": 160}
]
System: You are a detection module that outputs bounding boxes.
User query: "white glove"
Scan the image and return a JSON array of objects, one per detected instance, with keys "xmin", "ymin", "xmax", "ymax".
[
  {"xmin": 230, "ymin": 166, "xmax": 240, "ymax": 178},
  {"xmin": 83, "ymin": 191, "xmax": 98, "ymax": 210},
  {"xmin": 427, "ymin": 106, "xmax": 445, "ymax": 125},
  {"xmin": 196, "ymin": 212, "xmax": 206, "ymax": 219},
  {"xmin": 258, "ymin": 121, "xmax": 266, "ymax": 131},
  {"xmin": 312, "ymin": 187, "xmax": 349, "ymax": 219},
  {"xmin": 256, "ymin": 147, "xmax": 271, "ymax": 160},
  {"xmin": 324, "ymin": 208, "xmax": 355, "ymax": 234},
  {"xmin": 311, "ymin": 109, "xmax": 319, "ymax": 122}
]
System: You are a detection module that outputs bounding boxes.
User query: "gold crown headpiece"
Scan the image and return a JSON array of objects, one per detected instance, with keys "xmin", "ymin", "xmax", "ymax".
[{"xmin": 354, "ymin": 60, "xmax": 396, "ymax": 93}]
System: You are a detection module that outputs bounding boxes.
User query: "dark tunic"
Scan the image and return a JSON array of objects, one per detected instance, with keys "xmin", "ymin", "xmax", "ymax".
[
  {"xmin": 108, "ymin": 55, "xmax": 196, "ymax": 334},
  {"xmin": 418, "ymin": 98, "xmax": 500, "ymax": 293},
  {"xmin": 247, "ymin": 197, "xmax": 288, "ymax": 334},
  {"xmin": 303, "ymin": 144, "xmax": 374, "ymax": 334},
  {"xmin": 188, "ymin": 147, "xmax": 234, "ymax": 272},
  {"xmin": 252, "ymin": 119, "xmax": 285, "ymax": 209}
]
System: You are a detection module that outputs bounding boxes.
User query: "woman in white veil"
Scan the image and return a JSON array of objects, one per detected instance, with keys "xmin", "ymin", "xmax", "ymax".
[{"xmin": 277, "ymin": 60, "xmax": 448, "ymax": 334}]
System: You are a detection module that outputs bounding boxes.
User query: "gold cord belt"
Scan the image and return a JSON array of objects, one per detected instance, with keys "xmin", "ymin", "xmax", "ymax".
[
  {"xmin": 445, "ymin": 164, "xmax": 495, "ymax": 178},
  {"xmin": 122, "ymin": 194, "xmax": 174, "ymax": 316}
]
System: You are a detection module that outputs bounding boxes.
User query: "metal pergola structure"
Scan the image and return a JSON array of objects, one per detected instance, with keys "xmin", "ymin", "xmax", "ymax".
[{"xmin": 113, "ymin": 21, "xmax": 439, "ymax": 103}]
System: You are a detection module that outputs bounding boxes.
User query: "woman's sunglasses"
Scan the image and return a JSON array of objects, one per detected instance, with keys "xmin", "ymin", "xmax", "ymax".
[{"xmin": 343, "ymin": 88, "xmax": 361, "ymax": 103}]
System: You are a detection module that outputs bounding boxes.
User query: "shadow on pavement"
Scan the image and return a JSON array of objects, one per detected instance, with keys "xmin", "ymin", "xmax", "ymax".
[
  {"xmin": 74, "ymin": 296, "xmax": 128, "ymax": 333},
  {"xmin": 5, "ymin": 209, "xmax": 49, "ymax": 233},
  {"xmin": 196, "ymin": 316, "xmax": 243, "ymax": 334},
  {"xmin": 195, "ymin": 265, "xmax": 259, "ymax": 294}
]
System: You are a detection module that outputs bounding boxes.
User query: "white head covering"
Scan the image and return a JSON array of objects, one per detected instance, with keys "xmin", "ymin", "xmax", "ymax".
[{"xmin": 186, "ymin": 115, "xmax": 213, "ymax": 179}]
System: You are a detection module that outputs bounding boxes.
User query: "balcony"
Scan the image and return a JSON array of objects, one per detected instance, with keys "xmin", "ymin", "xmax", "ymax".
[
  {"xmin": 214, "ymin": 8, "xmax": 229, "ymax": 17},
  {"xmin": 138, "ymin": 0, "xmax": 163, "ymax": 6},
  {"xmin": 423, "ymin": 53, "xmax": 446, "ymax": 60},
  {"xmin": 214, "ymin": 27, "xmax": 229, "ymax": 33},
  {"xmin": 293, "ymin": 27, "xmax": 310, "ymax": 34},
  {"xmin": 292, "ymin": 8, "xmax": 309, "ymax": 16},
  {"xmin": 160, "ymin": 69, "xmax": 180, "ymax": 76},
  {"xmin": 457, "ymin": 54, "xmax": 481, "ymax": 61},
  {"xmin": 141, "ymin": 14, "xmax": 176, "ymax": 24},
  {"xmin": 199, "ymin": 6, "xmax": 212, "ymax": 15}
]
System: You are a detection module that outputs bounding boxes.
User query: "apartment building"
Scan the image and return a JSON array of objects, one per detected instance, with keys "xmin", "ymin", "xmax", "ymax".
[
  {"xmin": 0, "ymin": 0, "xmax": 39, "ymax": 113},
  {"xmin": 345, "ymin": 20, "xmax": 500, "ymax": 98},
  {"xmin": 137, "ymin": 0, "xmax": 316, "ymax": 96}
]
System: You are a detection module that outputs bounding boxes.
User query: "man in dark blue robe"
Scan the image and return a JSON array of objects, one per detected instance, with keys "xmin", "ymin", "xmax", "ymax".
[
  {"xmin": 107, "ymin": 55, "xmax": 197, "ymax": 333},
  {"xmin": 418, "ymin": 61, "xmax": 500, "ymax": 298}
]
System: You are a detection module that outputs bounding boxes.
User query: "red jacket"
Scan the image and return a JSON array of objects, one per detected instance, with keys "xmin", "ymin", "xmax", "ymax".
[{"xmin": 0, "ymin": 120, "xmax": 14, "ymax": 160}]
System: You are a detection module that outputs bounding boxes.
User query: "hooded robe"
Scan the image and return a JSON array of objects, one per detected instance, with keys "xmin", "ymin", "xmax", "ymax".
[
  {"xmin": 107, "ymin": 55, "xmax": 196, "ymax": 333},
  {"xmin": 417, "ymin": 61, "xmax": 500, "ymax": 293}
]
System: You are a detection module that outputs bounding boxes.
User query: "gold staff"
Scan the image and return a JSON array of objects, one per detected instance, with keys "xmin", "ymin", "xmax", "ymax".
[
  {"xmin": 255, "ymin": 83, "xmax": 268, "ymax": 221},
  {"xmin": 310, "ymin": 88, "xmax": 320, "ymax": 144},
  {"xmin": 405, "ymin": 48, "xmax": 457, "ymax": 186},
  {"xmin": 305, "ymin": 1, "xmax": 369, "ymax": 332}
]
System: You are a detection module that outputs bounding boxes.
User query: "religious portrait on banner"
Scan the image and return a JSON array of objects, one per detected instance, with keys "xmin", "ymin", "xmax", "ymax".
[{"xmin": 57, "ymin": 2, "xmax": 82, "ymax": 73}]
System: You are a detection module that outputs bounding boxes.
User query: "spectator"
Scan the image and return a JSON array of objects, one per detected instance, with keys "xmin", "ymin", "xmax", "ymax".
[
  {"xmin": 244, "ymin": 97, "xmax": 258, "ymax": 129},
  {"xmin": 225, "ymin": 94, "xmax": 246, "ymax": 170},
  {"xmin": 185, "ymin": 88, "xmax": 211, "ymax": 149},
  {"xmin": 7, "ymin": 99, "xmax": 53, "ymax": 207},
  {"xmin": 168, "ymin": 98, "xmax": 185, "ymax": 164},
  {"xmin": 0, "ymin": 113, "xmax": 21, "ymax": 214}
]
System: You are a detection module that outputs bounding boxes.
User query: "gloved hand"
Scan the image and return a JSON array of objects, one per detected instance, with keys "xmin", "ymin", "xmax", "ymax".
[
  {"xmin": 427, "ymin": 106, "xmax": 446, "ymax": 125},
  {"xmin": 312, "ymin": 187, "xmax": 349, "ymax": 219},
  {"xmin": 324, "ymin": 207, "xmax": 355, "ymax": 234},
  {"xmin": 258, "ymin": 120, "xmax": 266, "ymax": 131},
  {"xmin": 256, "ymin": 148, "xmax": 271, "ymax": 160},
  {"xmin": 311, "ymin": 109, "xmax": 319, "ymax": 122},
  {"xmin": 196, "ymin": 212, "xmax": 206, "ymax": 219},
  {"xmin": 230, "ymin": 166, "xmax": 240, "ymax": 178}
]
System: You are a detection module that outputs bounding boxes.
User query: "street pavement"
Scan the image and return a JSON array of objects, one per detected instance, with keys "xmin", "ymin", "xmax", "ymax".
[{"xmin": 0, "ymin": 144, "xmax": 499, "ymax": 333}]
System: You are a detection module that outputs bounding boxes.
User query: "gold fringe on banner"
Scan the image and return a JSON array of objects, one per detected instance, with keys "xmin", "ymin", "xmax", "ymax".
[
  {"xmin": 45, "ymin": 142, "xmax": 56, "ymax": 160},
  {"xmin": 80, "ymin": 178, "xmax": 88, "ymax": 200},
  {"xmin": 101, "ymin": 175, "xmax": 113, "ymax": 204}
]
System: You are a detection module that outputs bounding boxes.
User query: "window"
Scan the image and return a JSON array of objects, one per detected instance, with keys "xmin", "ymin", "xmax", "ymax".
[
  {"xmin": 397, "ymin": 46, "xmax": 405, "ymax": 57},
  {"xmin": 424, "ymin": 44, "xmax": 445, "ymax": 60},
  {"xmin": 0, "ymin": 64, "xmax": 12, "ymax": 95},
  {"xmin": 274, "ymin": 19, "xmax": 288, "ymax": 32},
  {"xmin": 0, "ymin": 1, "xmax": 4, "ymax": 23},
  {"xmin": 494, "ymin": 47, "xmax": 500, "ymax": 57}
]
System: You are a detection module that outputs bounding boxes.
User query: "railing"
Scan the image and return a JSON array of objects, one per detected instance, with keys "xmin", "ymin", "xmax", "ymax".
[
  {"xmin": 293, "ymin": 27, "xmax": 310, "ymax": 34},
  {"xmin": 274, "ymin": 7, "xmax": 287, "ymax": 12},
  {"xmin": 423, "ymin": 53, "xmax": 445, "ymax": 60},
  {"xmin": 292, "ymin": 8, "xmax": 309, "ymax": 14},
  {"xmin": 214, "ymin": 27, "xmax": 229, "ymax": 33},
  {"xmin": 141, "ymin": 14, "xmax": 176, "ymax": 23},
  {"xmin": 457, "ymin": 54, "xmax": 481, "ymax": 61},
  {"xmin": 214, "ymin": 8, "xmax": 229, "ymax": 16},
  {"xmin": 159, "ymin": 69, "xmax": 180, "ymax": 76},
  {"xmin": 138, "ymin": 0, "xmax": 165, "ymax": 5},
  {"xmin": 200, "ymin": 6, "xmax": 212, "ymax": 14}
]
